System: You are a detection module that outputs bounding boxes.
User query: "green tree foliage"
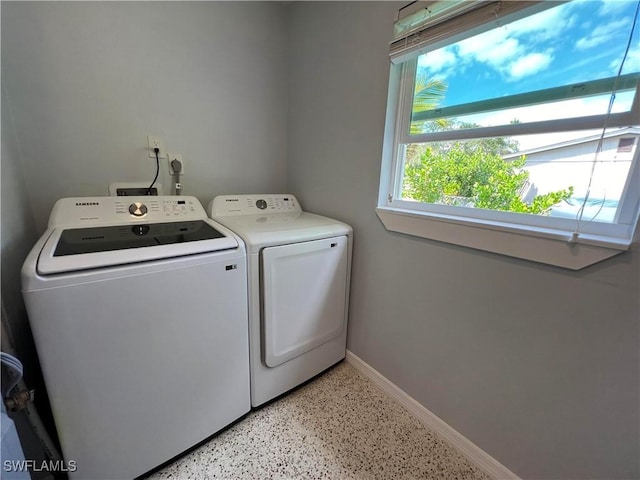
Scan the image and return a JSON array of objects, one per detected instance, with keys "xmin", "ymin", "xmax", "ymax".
[{"xmin": 403, "ymin": 141, "xmax": 574, "ymax": 215}]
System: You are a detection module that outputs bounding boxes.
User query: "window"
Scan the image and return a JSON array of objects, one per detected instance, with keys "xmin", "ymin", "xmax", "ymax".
[
  {"xmin": 378, "ymin": 0, "xmax": 640, "ymax": 269},
  {"xmin": 618, "ymin": 137, "xmax": 636, "ymax": 153}
]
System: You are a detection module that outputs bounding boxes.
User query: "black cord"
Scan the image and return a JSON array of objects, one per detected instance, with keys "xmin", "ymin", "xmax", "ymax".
[{"xmin": 147, "ymin": 147, "xmax": 160, "ymax": 195}]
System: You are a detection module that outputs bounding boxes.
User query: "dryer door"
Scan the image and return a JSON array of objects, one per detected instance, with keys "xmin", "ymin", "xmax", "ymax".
[{"xmin": 261, "ymin": 235, "xmax": 348, "ymax": 367}]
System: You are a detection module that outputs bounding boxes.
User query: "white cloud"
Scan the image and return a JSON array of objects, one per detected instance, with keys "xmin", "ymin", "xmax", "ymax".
[
  {"xmin": 576, "ymin": 34, "xmax": 609, "ymax": 50},
  {"xmin": 597, "ymin": 0, "xmax": 634, "ymax": 16},
  {"xmin": 576, "ymin": 18, "xmax": 632, "ymax": 49},
  {"xmin": 479, "ymin": 38, "xmax": 523, "ymax": 70},
  {"xmin": 613, "ymin": 47, "xmax": 640, "ymax": 73},
  {"xmin": 451, "ymin": 5, "xmax": 571, "ymax": 79},
  {"xmin": 507, "ymin": 3, "xmax": 575, "ymax": 39},
  {"xmin": 508, "ymin": 52, "xmax": 554, "ymax": 80},
  {"xmin": 418, "ymin": 48, "xmax": 457, "ymax": 73},
  {"xmin": 456, "ymin": 30, "xmax": 523, "ymax": 74},
  {"xmin": 457, "ymin": 27, "xmax": 512, "ymax": 60}
]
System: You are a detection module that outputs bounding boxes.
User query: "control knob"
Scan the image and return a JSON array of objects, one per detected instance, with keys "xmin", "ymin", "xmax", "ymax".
[
  {"xmin": 129, "ymin": 202, "xmax": 148, "ymax": 217},
  {"xmin": 256, "ymin": 199, "xmax": 267, "ymax": 210}
]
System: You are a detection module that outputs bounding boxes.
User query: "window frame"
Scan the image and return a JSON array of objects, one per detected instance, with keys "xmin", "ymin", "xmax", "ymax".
[{"xmin": 377, "ymin": 4, "xmax": 640, "ymax": 270}]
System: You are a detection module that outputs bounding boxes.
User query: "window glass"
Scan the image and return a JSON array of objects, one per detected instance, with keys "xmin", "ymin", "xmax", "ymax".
[
  {"xmin": 618, "ymin": 137, "xmax": 636, "ymax": 152},
  {"xmin": 414, "ymin": 90, "xmax": 636, "ymax": 131},
  {"xmin": 398, "ymin": 0, "xmax": 639, "ymax": 224},
  {"xmin": 410, "ymin": 1, "xmax": 638, "ymax": 124}
]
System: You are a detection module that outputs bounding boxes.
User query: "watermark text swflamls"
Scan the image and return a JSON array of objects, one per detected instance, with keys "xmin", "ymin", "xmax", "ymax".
[{"xmin": 3, "ymin": 459, "xmax": 77, "ymax": 473}]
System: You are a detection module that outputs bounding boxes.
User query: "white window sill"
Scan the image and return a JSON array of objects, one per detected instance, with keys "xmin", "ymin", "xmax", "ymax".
[{"xmin": 376, "ymin": 206, "xmax": 631, "ymax": 270}]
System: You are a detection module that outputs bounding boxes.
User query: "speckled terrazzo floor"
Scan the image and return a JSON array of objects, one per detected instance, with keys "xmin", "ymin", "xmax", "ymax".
[{"xmin": 147, "ymin": 362, "xmax": 491, "ymax": 480}]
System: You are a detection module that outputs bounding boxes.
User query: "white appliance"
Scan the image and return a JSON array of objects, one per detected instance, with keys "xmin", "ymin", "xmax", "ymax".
[
  {"xmin": 209, "ymin": 194, "xmax": 352, "ymax": 407},
  {"xmin": 21, "ymin": 196, "xmax": 250, "ymax": 479}
]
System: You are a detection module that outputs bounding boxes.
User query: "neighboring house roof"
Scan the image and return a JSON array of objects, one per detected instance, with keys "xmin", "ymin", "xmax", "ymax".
[{"xmin": 503, "ymin": 126, "xmax": 640, "ymax": 159}]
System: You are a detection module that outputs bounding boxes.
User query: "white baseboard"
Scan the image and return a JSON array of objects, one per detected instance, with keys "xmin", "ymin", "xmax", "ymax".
[{"xmin": 345, "ymin": 350, "xmax": 520, "ymax": 480}]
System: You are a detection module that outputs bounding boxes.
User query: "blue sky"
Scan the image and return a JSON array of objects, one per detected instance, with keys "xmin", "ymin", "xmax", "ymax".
[{"xmin": 417, "ymin": 0, "xmax": 640, "ymax": 109}]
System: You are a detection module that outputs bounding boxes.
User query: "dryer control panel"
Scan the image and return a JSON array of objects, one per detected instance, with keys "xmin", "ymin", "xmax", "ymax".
[{"xmin": 211, "ymin": 194, "xmax": 302, "ymax": 217}]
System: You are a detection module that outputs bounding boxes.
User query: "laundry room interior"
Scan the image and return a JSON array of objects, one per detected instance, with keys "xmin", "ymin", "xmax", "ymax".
[{"xmin": 1, "ymin": 2, "xmax": 639, "ymax": 480}]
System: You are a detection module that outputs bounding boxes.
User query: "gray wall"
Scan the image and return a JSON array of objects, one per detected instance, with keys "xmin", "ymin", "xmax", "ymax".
[
  {"xmin": 1, "ymin": 83, "xmax": 39, "ymax": 380},
  {"xmin": 2, "ymin": 1, "xmax": 288, "ymax": 232},
  {"xmin": 287, "ymin": 3, "xmax": 639, "ymax": 479},
  {"xmin": 2, "ymin": 74, "xmax": 57, "ymax": 458}
]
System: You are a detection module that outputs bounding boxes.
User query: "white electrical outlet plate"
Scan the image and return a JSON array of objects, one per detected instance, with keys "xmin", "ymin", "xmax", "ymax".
[
  {"xmin": 168, "ymin": 153, "xmax": 185, "ymax": 175},
  {"xmin": 147, "ymin": 136, "xmax": 166, "ymax": 159}
]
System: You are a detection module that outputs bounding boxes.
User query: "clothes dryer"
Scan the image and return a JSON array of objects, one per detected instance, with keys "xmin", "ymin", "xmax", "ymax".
[
  {"xmin": 22, "ymin": 196, "xmax": 250, "ymax": 479},
  {"xmin": 209, "ymin": 194, "xmax": 352, "ymax": 407}
]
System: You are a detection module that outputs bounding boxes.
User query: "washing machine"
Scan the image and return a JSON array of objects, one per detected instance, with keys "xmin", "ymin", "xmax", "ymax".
[
  {"xmin": 209, "ymin": 194, "xmax": 352, "ymax": 407},
  {"xmin": 21, "ymin": 196, "xmax": 250, "ymax": 479}
]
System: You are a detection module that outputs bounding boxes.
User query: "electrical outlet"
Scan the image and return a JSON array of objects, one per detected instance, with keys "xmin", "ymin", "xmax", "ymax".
[
  {"xmin": 167, "ymin": 153, "xmax": 185, "ymax": 175},
  {"xmin": 147, "ymin": 136, "xmax": 166, "ymax": 159}
]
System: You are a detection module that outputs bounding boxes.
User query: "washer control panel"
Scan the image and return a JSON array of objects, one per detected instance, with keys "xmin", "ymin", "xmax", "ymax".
[
  {"xmin": 115, "ymin": 198, "xmax": 199, "ymax": 218},
  {"xmin": 211, "ymin": 194, "xmax": 302, "ymax": 217},
  {"xmin": 48, "ymin": 196, "xmax": 205, "ymax": 227}
]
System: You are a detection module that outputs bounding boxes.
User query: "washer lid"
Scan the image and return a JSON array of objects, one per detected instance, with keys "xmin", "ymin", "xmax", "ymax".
[{"xmin": 37, "ymin": 219, "xmax": 238, "ymax": 275}]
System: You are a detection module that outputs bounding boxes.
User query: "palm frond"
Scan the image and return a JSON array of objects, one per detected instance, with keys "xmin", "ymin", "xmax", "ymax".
[{"xmin": 413, "ymin": 75, "xmax": 447, "ymax": 113}]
